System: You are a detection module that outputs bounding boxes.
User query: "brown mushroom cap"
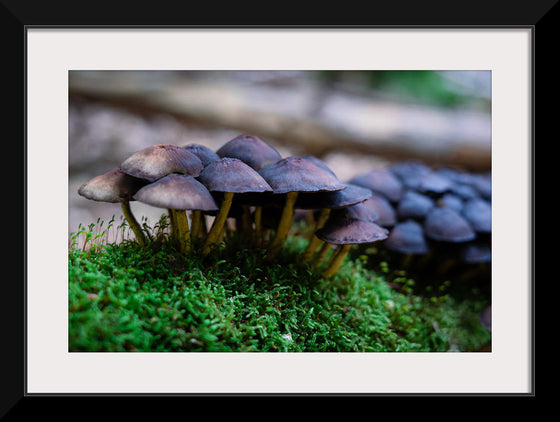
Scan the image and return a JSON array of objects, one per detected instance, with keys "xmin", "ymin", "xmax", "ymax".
[
  {"xmin": 258, "ymin": 156, "xmax": 346, "ymax": 194},
  {"xmin": 424, "ymin": 206, "xmax": 476, "ymax": 242},
  {"xmin": 120, "ymin": 144, "xmax": 204, "ymax": 182},
  {"xmin": 183, "ymin": 143, "xmax": 220, "ymax": 167},
  {"xmin": 133, "ymin": 173, "xmax": 218, "ymax": 211},
  {"xmin": 295, "ymin": 183, "xmax": 372, "ymax": 210},
  {"xmin": 315, "ymin": 216, "xmax": 389, "ymax": 245},
  {"xmin": 198, "ymin": 157, "xmax": 272, "ymax": 194},
  {"xmin": 383, "ymin": 220, "xmax": 429, "ymax": 255},
  {"xmin": 216, "ymin": 135, "xmax": 282, "ymax": 170},
  {"xmin": 78, "ymin": 168, "xmax": 148, "ymax": 203},
  {"xmin": 349, "ymin": 168, "xmax": 403, "ymax": 202}
]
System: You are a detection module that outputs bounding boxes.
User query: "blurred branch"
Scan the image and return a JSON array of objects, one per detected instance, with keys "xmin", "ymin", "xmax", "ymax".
[{"xmin": 69, "ymin": 71, "xmax": 491, "ymax": 171}]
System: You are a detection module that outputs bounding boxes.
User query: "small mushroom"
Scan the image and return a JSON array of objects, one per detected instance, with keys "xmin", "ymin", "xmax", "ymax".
[
  {"xmin": 258, "ymin": 156, "xmax": 346, "ymax": 258},
  {"xmin": 456, "ymin": 172, "xmax": 492, "ymax": 200},
  {"xmin": 460, "ymin": 241, "xmax": 492, "ymax": 264},
  {"xmin": 78, "ymin": 168, "xmax": 149, "ymax": 245},
  {"xmin": 297, "ymin": 183, "xmax": 373, "ymax": 263},
  {"xmin": 315, "ymin": 215, "xmax": 389, "ymax": 279},
  {"xmin": 133, "ymin": 173, "xmax": 218, "ymax": 252},
  {"xmin": 396, "ymin": 190, "xmax": 435, "ymax": 221},
  {"xmin": 182, "ymin": 143, "xmax": 220, "ymax": 167},
  {"xmin": 449, "ymin": 182, "xmax": 480, "ymax": 200},
  {"xmin": 331, "ymin": 202, "xmax": 380, "ymax": 223},
  {"xmin": 461, "ymin": 197, "xmax": 491, "ymax": 234},
  {"xmin": 383, "ymin": 220, "xmax": 429, "ymax": 268},
  {"xmin": 389, "ymin": 160, "xmax": 452, "ymax": 195},
  {"xmin": 295, "ymin": 183, "xmax": 372, "ymax": 211},
  {"xmin": 361, "ymin": 193, "xmax": 397, "ymax": 228},
  {"xmin": 388, "ymin": 160, "xmax": 432, "ymax": 189},
  {"xmin": 384, "ymin": 220, "xmax": 429, "ymax": 255},
  {"xmin": 312, "ymin": 202, "xmax": 381, "ymax": 264},
  {"xmin": 437, "ymin": 193, "xmax": 464, "ymax": 213},
  {"xmin": 424, "ymin": 206, "xmax": 476, "ymax": 243},
  {"xmin": 349, "ymin": 168, "xmax": 403, "ymax": 203},
  {"xmin": 181, "ymin": 144, "xmax": 221, "ymax": 236},
  {"xmin": 197, "ymin": 157, "xmax": 272, "ymax": 254},
  {"xmin": 120, "ymin": 144, "xmax": 204, "ymax": 182},
  {"xmin": 216, "ymin": 134, "xmax": 282, "ymax": 170}
]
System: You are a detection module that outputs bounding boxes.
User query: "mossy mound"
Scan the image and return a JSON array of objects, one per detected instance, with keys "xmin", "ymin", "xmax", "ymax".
[{"xmin": 69, "ymin": 226, "xmax": 490, "ymax": 352}]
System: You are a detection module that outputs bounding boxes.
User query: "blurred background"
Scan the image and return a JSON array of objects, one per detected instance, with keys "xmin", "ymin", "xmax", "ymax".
[{"xmin": 68, "ymin": 70, "xmax": 491, "ymax": 240}]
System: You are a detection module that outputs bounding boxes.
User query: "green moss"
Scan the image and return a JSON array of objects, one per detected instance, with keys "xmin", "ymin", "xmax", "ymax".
[{"xmin": 68, "ymin": 222, "xmax": 491, "ymax": 352}]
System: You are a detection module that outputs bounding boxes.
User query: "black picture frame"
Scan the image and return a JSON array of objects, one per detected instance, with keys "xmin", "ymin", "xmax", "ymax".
[{"xmin": 9, "ymin": 0, "xmax": 550, "ymax": 415}]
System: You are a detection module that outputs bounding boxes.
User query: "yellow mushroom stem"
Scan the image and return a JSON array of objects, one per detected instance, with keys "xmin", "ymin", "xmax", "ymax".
[
  {"xmin": 120, "ymin": 201, "xmax": 146, "ymax": 246},
  {"xmin": 267, "ymin": 191, "xmax": 298, "ymax": 258},
  {"xmin": 321, "ymin": 244, "xmax": 352, "ymax": 279},
  {"xmin": 203, "ymin": 191, "xmax": 234, "ymax": 255},
  {"xmin": 314, "ymin": 240, "xmax": 333, "ymax": 266},
  {"xmin": 173, "ymin": 209, "xmax": 191, "ymax": 253},
  {"xmin": 190, "ymin": 210, "xmax": 203, "ymax": 238},
  {"xmin": 301, "ymin": 208, "xmax": 331, "ymax": 263}
]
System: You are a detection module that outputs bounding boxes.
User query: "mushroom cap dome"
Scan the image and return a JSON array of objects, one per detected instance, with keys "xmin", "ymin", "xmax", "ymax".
[
  {"xmin": 384, "ymin": 220, "xmax": 429, "ymax": 254},
  {"xmin": 216, "ymin": 135, "xmax": 282, "ymax": 170},
  {"xmin": 349, "ymin": 168, "xmax": 403, "ymax": 202},
  {"xmin": 331, "ymin": 202, "xmax": 379, "ymax": 223},
  {"xmin": 120, "ymin": 144, "xmax": 204, "ymax": 182},
  {"xmin": 315, "ymin": 216, "xmax": 389, "ymax": 245},
  {"xmin": 183, "ymin": 143, "xmax": 220, "ymax": 167},
  {"xmin": 133, "ymin": 173, "xmax": 218, "ymax": 211},
  {"xmin": 361, "ymin": 193, "xmax": 397, "ymax": 227},
  {"xmin": 397, "ymin": 190, "xmax": 435, "ymax": 220},
  {"xmin": 198, "ymin": 157, "xmax": 272, "ymax": 194},
  {"xmin": 461, "ymin": 197, "xmax": 491, "ymax": 233},
  {"xmin": 258, "ymin": 156, "xmax": 346, "ymax": 194},
  {"xmin": 78, "ymin": 168, "xmax": 148, "ymax": 203},
  {"xmin": 296, "ymin": 183, "xmax": 372, "ymax": 210},
  {"xmin": 424, "ymin": 206, "xmax": 476, "ymax": 242}
]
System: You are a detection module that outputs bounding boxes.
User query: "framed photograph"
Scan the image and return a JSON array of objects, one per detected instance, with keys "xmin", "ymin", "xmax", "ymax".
[{"xmin": 12, "ymin": 2, "xmax": 546, "ymax": 410}]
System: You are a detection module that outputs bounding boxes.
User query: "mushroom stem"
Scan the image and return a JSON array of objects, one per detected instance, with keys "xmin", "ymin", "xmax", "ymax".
[
  {"xmin": 120, "ymin": 201, "xmax": 146, "ymax": 246},
  {"xmin": 203, "ymin": 191, "xmax": 234, "ymax": 255},
  {"xmin": 268, "ymin": 191, "xmax": 298, "ymax": 258},
  {"xmin": 301, "ymin": 208, "xmax": 331, "ymax": 263},
  {"xmin": 321, "ymin": 244, "xmax": 352, "ymax": 279},
  {"xmin": 315, "ymin": 241, "xmax": 332, "ymax": 266},
  {"xmin": 191, "ymin": 210, "xmax": 203, "ymax": 238},
  {"xmin": 305, "ymin": 210, "xmax": 315, "ymax": 227},
  {"xmin": 174, "ymin": 209, "xmax": 191, "ymax": 253},
  {"xmin": 400, "ymin": 253, "xmax": 414, "ymax": 269}
]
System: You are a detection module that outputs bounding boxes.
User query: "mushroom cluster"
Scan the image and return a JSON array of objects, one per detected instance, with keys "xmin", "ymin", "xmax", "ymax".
[
  {"xmin": 348, "ymin": 160, "xmax": 492, "ymax": 275},
  {"xmin": 78, "ymin": 135, "xmax": 490, "ymax": 281},
  {"xmin": 78, "ymin": 135, "xmax": 391, "ymax": 278}
]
